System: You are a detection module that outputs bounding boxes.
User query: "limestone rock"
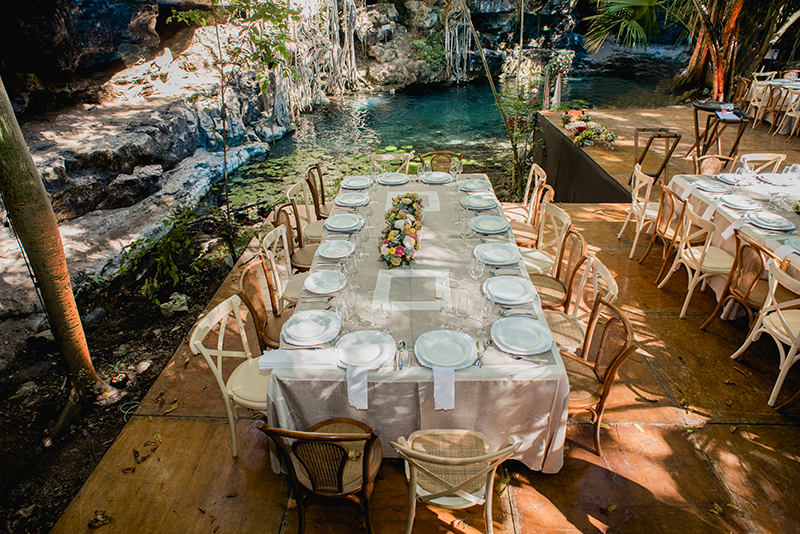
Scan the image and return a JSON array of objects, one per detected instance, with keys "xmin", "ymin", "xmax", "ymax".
[
  {"xmin": 160, "ymin": 293, "xmax": 189, "ymax": 318},
  {"xmin": 99, "ymin": 165, "xmax": 164, "ymax": 210},
  {"xmin": 355, "ymin": 3, "xmax": 400, "ymax": 47},
  {"xmin": 404, "ymin": 1, "xmax": 440, "ymax": 31}
]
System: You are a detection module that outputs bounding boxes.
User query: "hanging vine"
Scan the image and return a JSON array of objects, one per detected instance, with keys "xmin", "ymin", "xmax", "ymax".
[{"xmin": 444, "ymin": 0, "xmax": 473, "ymax": 82}]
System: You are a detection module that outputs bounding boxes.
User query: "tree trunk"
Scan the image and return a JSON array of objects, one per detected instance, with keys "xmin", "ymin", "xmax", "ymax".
[{"xmin": 0, "ymin": 76, "xmax": 104, "ymax": 440}]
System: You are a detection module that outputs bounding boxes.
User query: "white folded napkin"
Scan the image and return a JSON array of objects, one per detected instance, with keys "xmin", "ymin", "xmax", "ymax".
[
  {"xmin": 432, "ymin": 366, "xmax": 455, "ymax": 410},
  {"xmin": 258, "ymin": 349, "xmax": 339, "ymax": 370},
  {"xmin": 680, "ymin": 182, "xmax": 699, "ymax": 200},
  {"xmin": 721, "ymin": 217, "xmax": 748, "ymax": 240},
  {"xmin": 773, "ymin": 244, "xmax": 798, "ymax": 260},
  {"xmin": 702, "ymin": 198, "xmax": 723, "ymax": 220},
  {"xmin": 346, "ymin": 365, "xmax": 369, "ymax": 410}
]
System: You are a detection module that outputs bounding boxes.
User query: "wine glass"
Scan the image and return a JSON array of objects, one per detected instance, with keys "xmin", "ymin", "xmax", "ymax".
[
  {"xmin": 469, "ymin": 254, "xmax": 485, "ymax": 282},
  {"xmin": 380, "ymin": 298, "xmax": 393, "ymax": 333},
  {"xmin": 454, "ymin": 291, "xmax": 468, "ymax": 323},
  {"xmin": 366, "ymin": 290, "xmax": 381, "ymax": 327},
  {"xmin": 460, "ymin": 224, "xmax": 476, "ymax": 252},
  {"xmin": 477, "ymin": 297, "xmax": 494, "ymax": 336}
]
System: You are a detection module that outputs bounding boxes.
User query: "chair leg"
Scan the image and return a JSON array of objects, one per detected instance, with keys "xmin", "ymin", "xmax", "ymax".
[
  {"xmin": 730, "ymin": 322, "xmax": 762, "ymax": 360},
  {"xmin": 592, "ymin": 408, "xmax": 604, "ymax": 456},
  {"xmin": 700, "ymin": 295, "xmax": 731, "ymax": 330},
  {"xmin": 629, "ymin": 219, "xmax": 645, "ymax": 259},
  {"xmin": 656, "ymin": 255, "xmax": 682, "ymax": 289},
  {"xmin": 617, "ymin": 211, "xmax": 633, "ymax": 240},
  {"xmin": 484, "ymin": 476, "xmax": 495, "ymax": 534},
  {"xmin": 362, "ymin": 494, "xmax": 375, "ymax": 534},
  {"xmin": 296, "ymin": 493, "xmax": 307, "ymax": 534},
  {"xmin": 405, "ymin": 492, "xmax": 416, "ymax": 534},
  {"xmin": 679, "ymin": 270, "xmax": 701, "ymax": 319},
  {"xmin": 224, "ymin": 400, "xmax": 239, "ymax": 458},
  {"xmin": 768, "ymin": 346, "xmax": 800, "ymax": 406},
  {"xmin": 775, "ymin": 386, "xmax": 800, "ymax": 410}
]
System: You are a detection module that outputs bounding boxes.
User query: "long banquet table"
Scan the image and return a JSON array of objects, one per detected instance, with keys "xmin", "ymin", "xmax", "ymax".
[{"xmin": 265, "ymin": 173, "xmax": 569, "ymax": 474}]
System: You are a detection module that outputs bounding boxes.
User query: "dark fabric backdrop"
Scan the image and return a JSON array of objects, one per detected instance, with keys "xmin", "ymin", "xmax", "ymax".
[{"xmin": 530, "ymin": 113, "xmax": 630, "ymax": 204}]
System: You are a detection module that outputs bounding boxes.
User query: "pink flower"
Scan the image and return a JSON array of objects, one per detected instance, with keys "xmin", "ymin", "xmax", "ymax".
[{"xmin": 395, "ymin": 246, "xmax": 405, "ymax": 256}]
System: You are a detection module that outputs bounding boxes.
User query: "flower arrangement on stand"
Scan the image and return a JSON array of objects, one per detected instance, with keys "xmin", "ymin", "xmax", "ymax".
[
  {"xmin": 562, "ymin": 112, "xmax": 618, "ymax": 149},
  {"xmin": 379, "ymin": 193, "xmax": 424, "ymax": 268}
]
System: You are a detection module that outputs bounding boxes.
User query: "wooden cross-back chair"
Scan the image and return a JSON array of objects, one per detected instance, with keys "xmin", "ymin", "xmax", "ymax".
[
  {"xmin": 418, "ymin": 151, "xmax": 463, "ymax": 173},
  {"xmin": 305, "ymin": 162, "xmax": 332, "ymax": 219},
  {"xmin": 273, "ymin": 202, "xmax": 319, "ymax": 272},
  {"xmin": 369, "ymin": 152, "xmax": 414, "ymax": 173},
  {"xmin": 530, "ymin": 229, "xmax": 588, "ymax": 312},
  {"xmin": 517, "ymin": 201, "xmax": 571, "ymax": 276},
  {"xmin": 237, "ymin": 253, "xmax": 294, "ymax": 351},
  {"xmin": 259, "ymin": 224, "xmax": 307, "ymax": 310},
  {"xmin": 617, "ymin": 164, "xmax": 658, "ymax": 259},
  {"xmin": 258, "ymin": 418, "xmax": 383, "ymax": 534},
  {"xmin": 286, "ymin": 179, "xmax": 324, "ymax": 243},
  {"xmin": 638, "ymin": 183, "xmax": 689, "ymax": 284},
  {"xmin": 739, "ymin": 153, "xmax": 787, "ymax": 173}
]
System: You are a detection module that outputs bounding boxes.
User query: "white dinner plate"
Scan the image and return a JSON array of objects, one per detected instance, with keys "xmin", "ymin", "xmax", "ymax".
[
  {"xmin": 483, "ymin": 276, "xmax": 538, "ymax": 305},
  {"xmin": 759, "ymin": 173, "xmax": 797, "ymax": 186},
  {"xmin": 789, "ymin": 238, "xmax": 800, "ymax": 252},
  {"xmin": 473, "ymin": 243, "xmax": 521, "ymax": 265},
  {"xmin": 491, "ymin": 317, "xmax": 554, "ymax": 355},
  {"xmin": 421, "ymin": 171, "xmax": 451, "ymax": 184},
  {"xmin": 695, "ymin": 179, "xmax": 732, "ymax": 193},
  {"xmin": 336, "ymin": 330, "xmax": 396, "ymax": 369},
  {"xmin": 317, "ymin": 240, "xmax": 355, "ymax": 260},
  {"xmin": 461, "ymin": 193, "xmax": 498, "ymax": 210},
  {"xmin": 341, "ymin": 176, "xmax": 370, "ymax": 189},
  {"xmin": 716, "ymin": 174, "xmax": 737, "ymax": 185},
  {"xmin": 335, "ymin": 192, "xmax": 369, "ymax": 207},
  {"xmin": 721, "ymin": 195, "xmax": 761, "ymax": 210},
  {"xmin": 324, "ymin": 213, "xmax": 364, "ymax": 232},
  {"xmin": 749, "ymin": 211, "xmax": 796, "ymax": 231},
  {"xmin": 303, "ymin": 270, "xmax": 347, "ymax": 294},
  {"xmin": 460, "ymin": 179, "xmax": 492, "ymax": 192},
  {"xmin": 282, "ymin": 309, "xmax": 341, "ymax": 346},
  {"xmin": 414, "ymin": 330, "xmax": 477, "ymax": 369},
  {"xmin": 469, "ymin": 215, "xmax": 510, "ymax": 234},
  {"xmin": 377, "ymin": 172, "xmax": 409, "ymax": 185}
]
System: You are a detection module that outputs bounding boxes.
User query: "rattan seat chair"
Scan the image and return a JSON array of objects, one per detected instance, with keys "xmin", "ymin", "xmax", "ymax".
[
  {"xmin": 544, "ymin": 255, "xmax": 619, "ymax": 353},
  {"xmin": 617, "ymin": 164, "xmax": 658, "ymax": 259},
  {"xmin": 701, "ymin": 229, "xmax": 793, "ymax": 331},
  {"xmin": 529, "ymin": 229, "xmax": 587, "ymax": 311},
  {"xmin": 306, "ymin": 162, "xmax": 333, "ymax": 219},
  {"xmin": 693, "ymin": 154, "xmax": 734, "ymax": 174},
  {"xmin": 657, "ymin": 205, "xmax": 735, "ymax": 318},
  {"xmin": 258, "ymin": 418, "xmax": 383, "ymax": 534},
  {"xmin": 390, "ymin": 430, "xmax": 520, "ymax": 534},
  {"xmin": 259, "ymin": 225, "xmax": 307, "ymax": 309},
  {"xmin": 418, "ymin": 151, "xmax": 463, "ymax": 173},
  {"xmin": 731, "ymin": 261, "xmax": 800, "ymax": 406},
  {"xmin": 273, "ymin": 203, "xmax": 319, "ymax": 272},
  {"xmin": 238, "ymin": 254, "xmax": 294, "ymax": 350},
  {"xmin": 189, "ymin": 295, "xmax": 269, "ymax": 457},
  {"xmin": 369, "ymin": 152, "xmax": 414, "ymax": 173},
  {"xmin": 287, "ymin": 180, "xmax": 324, "ymax": 243},
  {"xmin": 638, "ymin": 183, "xmax": 689, "ymax": 284},
  {"xmin": 561, "ymin": 298, "xmax": 637, "ymax": 456}
]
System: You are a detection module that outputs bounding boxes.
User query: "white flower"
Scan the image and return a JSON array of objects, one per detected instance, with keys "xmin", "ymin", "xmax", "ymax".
[
  {"xmin": 403, "ymin": 236, "xmax": 415, "ymax": 249},
  {"xmin": 406, "ymin": 214, "xmax": 415, "ymax": 223},
  {"xmin": 381, "ymin": 244, "xmax": 390, "ymax": 255},
  {"xmin": 394, "ymin": 220, "xmax": 405, "ymax": 230}
]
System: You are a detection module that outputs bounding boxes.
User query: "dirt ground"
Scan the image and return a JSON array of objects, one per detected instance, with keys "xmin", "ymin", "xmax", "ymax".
[{"xmin": 0, "ymin": 262, "xmax": 226, "ymax": 533}]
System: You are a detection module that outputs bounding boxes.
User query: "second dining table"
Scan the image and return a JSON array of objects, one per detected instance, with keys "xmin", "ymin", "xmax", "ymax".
[{"xmin": 262, "ymin": 171, "xmax": 569, "ymax": 474}]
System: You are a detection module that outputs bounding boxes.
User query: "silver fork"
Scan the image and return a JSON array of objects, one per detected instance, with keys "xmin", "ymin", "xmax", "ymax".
[{"xmin": 407, "ymin": 344, "xmax": 415, "ymax": 367}]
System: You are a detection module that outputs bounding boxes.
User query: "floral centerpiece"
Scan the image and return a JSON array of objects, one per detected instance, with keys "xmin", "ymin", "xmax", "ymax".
[
  {"xmin": 562, "ymin": 112, "xmax": 618, "ymax": 149},
  {"xmin": 379, "ymin": 193, "xmax": 424, "ymax": 268}
]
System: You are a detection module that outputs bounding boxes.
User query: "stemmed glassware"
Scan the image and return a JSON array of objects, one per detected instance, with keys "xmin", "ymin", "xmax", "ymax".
[
  {"xmin": 469, "ymin": 254, "xmax": 485, "ymax": 282},
  {"xmin": 460, "ymin": 224, "xmax": 476, "ymax": 252},
  {"xmin": 380, "ymin": 298, "xmax": 393, "ymax": 333},
  {"xmin": 477, "ymin": 296, "xmax": 494, "ymax": 337}
]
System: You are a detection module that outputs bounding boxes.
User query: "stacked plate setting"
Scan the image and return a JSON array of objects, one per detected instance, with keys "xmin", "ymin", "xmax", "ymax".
[
  {"xmin": 461, "ymin": 192, "xmax": 498, "ymax": 210},
  {"xmin": 748, "ymin": 211, "xmax": 796, "ymax": 231},
  {"xmin": 473, "ymin": 243, "xmax": 521, "ymax": 266},
  {"xmin": 324, "ymin": 213, "xmax": 364, "ymax": 233},
  {"xmin": 341, "ymin": 176, "xmax": 371, "ymax": 190},
  {"xmin": 335, "ymin": 192, "xmax": 369, "ymax": 207},
  {"xmin": 460, "ymin": 179, "xmax": 492, "ymax": 192},
  {"xmin": 304, "ymin": 271, "xmax": 347, "ymax": 294},
  {"xmin": 491, "ymin": 317, "xmax": 553, "ymax": 356},
  {"xmin": 421, "ymin": 171, "xmax": 452, "ymax": 184},
  {"xmin": 282, "ymin": 310, "xmax": 342, "ymax": 346},
  {"xmin": 377, "ymin": 172, "xmax": 409, "ymax": 186},
  {"xmin": 316, "ymin": 240, "xmax": 355, "ymax": 261},
  {"xmin": 483, "ymin": 275, "xmax": 538, "ymax": 305},
  {"xmin": 413, "ymin": 330, "xmax": 477, "ymax": 369},
  {"xmin": 721, "ymin": 194, "xmax": 760, "ymax": 210},
  {"xmin": 335, "ymin": 330, "xmax": 396, "ymax": 370},
  {"xmin": 695, "ymin": 179, "xmax": 732, "ymax": 193},
  {"xmin": 469, "ymin": 215, "xmax": 510, "ymax": 234}
]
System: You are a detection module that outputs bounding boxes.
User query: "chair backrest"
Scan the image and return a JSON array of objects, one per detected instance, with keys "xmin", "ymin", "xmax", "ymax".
[
  {"xmin": 749, "ymin": 81, "xmax": 770, "ymax": 106},
  {"xmin": 259, "ymin": 419, "xmax": 381, "ymax": 496},
  {"xmin": 580, "ymin": 298, "xmax": 637, "ymax": 402},
  {"xmin": 567, "ymin": 254, "xmax": 619, "ymax": 320},
  {"xmin": 784, "ymin": 89, "xmax": 800, "ymax": 117},
  {"xmin": 678, "ymin": 203, "xmax": 715, "ymax": 256},
  {"xmin": 534, "ymin": 202, "xmax": 571, "ymax": 255},
  {"xmin": 260, "ymin": 225, "xmax": 293, "ymax": 310},
  {"xmin": 189, "ymin": 295, "xmax": 253, "ymax": 397},
  {"xmin": 390, "ymin": 430, "xmax": 520, "ymax": 505},
  {"xmin": 753, "ymin": 71, "xmax": 777, "ymax": 81},
  {"xmin": 732, "ymin": 76, "xmax": 752, "ymax": 107},
  {"xmin": 274, "ymin": 200, "xmax": 311, "ymax": 250},
  {"xmin": 554, "ymin": 229, "xmax": 587, "ymax": 286},
  {"xmin": 693, "ymin": 155, "xmax": 734, "ymax": 174},
  {"xmin": 761, "ymin": 260, "xmax": 800, "ymax": 344},
  {"xmin": 305, "ymin": 163, "xmax": 327, "ymax": 219},
  {"xmin": 783, "ymin": 70, "xmax": 800, "ymax": 81},
  {"xmin": 369, "ymin": 152, "xmax": 413, "ymax": 173},
  {"xmin": 522, "ymin": 163, "xmax": 547, "ymax": 217},
  {"xmin": 630, "ymin": 164, "xmax": 654, "ymax": 217},
  {"xmin": 654, "ymin": 183, "xmax": 687, "ymax": 246},
  {"xmin": 419, "ymin": 151, "xmax": 463, "ymax": 173},
  {"xmin": 238, "ymin": 254, "xmax": 279, "ymax": 352},
  {"xmin": 287, "ymin": 179, "xmax": 318, "ymax": 225},
  {"xmin": 739, "ymin": 153, "xmax": 787, "ymax": 173}
]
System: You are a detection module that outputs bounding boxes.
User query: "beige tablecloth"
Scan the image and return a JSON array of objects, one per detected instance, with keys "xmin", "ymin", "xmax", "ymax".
[{"xmin": 267, "ymin": 173, "xmax": 569, "ymax": 474}]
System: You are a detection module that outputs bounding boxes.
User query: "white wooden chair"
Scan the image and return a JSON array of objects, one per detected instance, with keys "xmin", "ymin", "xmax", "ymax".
[
  {"xmin": 188, "ymin": 295, "xmax": 270, "ymax": 457},
  {"xmin": 544, "ymin": 255, "xmax": 619, "ymax": 353},
  {"xmin": 731, "ymin": 260, "xmax": 800, "ymax": 406},
  {"xmin": 773, "ymin": 89, "xmax": 800, "ymax": 141},
  {"xmin": 390, "ymin": 430, "xmax": 520, "ymax": 534},
  {"xmin": 657, "ymin": 205, "xmax": 735, "ymax": 318},
  {"xmin": 738, "ymin": 153, "xmax": 787, "ymax": 173},
  {"xmin": 504, "ymin": 163, "xmax": 547, "ymax": 224},
  {"xmin": 617, "ymin": 164, "xmax": 658, "ymax": 259},
  {"xmin": 287, "ymin": 180, "xmax": 324, "ymax": 243},
  {"xmin": 518, "ymin": 202, "xmax": 571, "ymax": 276},
  {"xmin": 260, "ymin": 225, "xmax": 307, "ymax": 310},
  {"xmin": 746, "ymin": 81, "xmax": 770, "ymax": 121},
  {"xmin": 369, "ymin": 152, "xmax": 414, "ymax": 173}
]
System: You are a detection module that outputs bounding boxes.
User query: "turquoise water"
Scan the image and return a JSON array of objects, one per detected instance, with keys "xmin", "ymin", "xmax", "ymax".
[{"xmin": 271, "ymin": 76, "xmax": 671, "ymax": 157}]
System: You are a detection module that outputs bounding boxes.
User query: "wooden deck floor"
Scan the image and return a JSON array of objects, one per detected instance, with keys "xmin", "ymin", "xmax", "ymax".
[{"xmin": 51, "ymin": 110, "xmax": 800, "ymax": 534}]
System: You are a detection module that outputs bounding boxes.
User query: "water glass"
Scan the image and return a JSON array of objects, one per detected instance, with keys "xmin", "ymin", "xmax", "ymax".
[
  {"xmin": 460, "ymin": 225, "xmax": 475, "ymax": 252},
  {"xmin": 380, "ymin": 298, "xmax": 393, "ymax": 332},
  {"xmin": 366, "ymin": 290, "xmax": 381, "ymax": 319},
  {"xmin": 454, "ymin": 292, "xmax": 468, "ymax": 321}
]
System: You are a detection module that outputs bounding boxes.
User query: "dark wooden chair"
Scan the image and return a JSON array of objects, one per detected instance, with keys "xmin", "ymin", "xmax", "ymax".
[
  {"xmin": 418, "ymin": 151, "xmax": 463, "ymax": 173},
  {"xmin": 258, "ymin": 418, "xmax": 383, "ymax": 534},
  {"xmin": 529, "ymin": 229, "xmax": 588, "ymax": 312},
  {"xmin": 305, "ymin": 163, "xmax": 332, "ymax": 219},
  {"xmin": 273, "ymin": 202, "xmax": 319, "ymax": 272},
  {"xmin": 237, "ymin": 254, "xmax": 294, "ymax": 350}
]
